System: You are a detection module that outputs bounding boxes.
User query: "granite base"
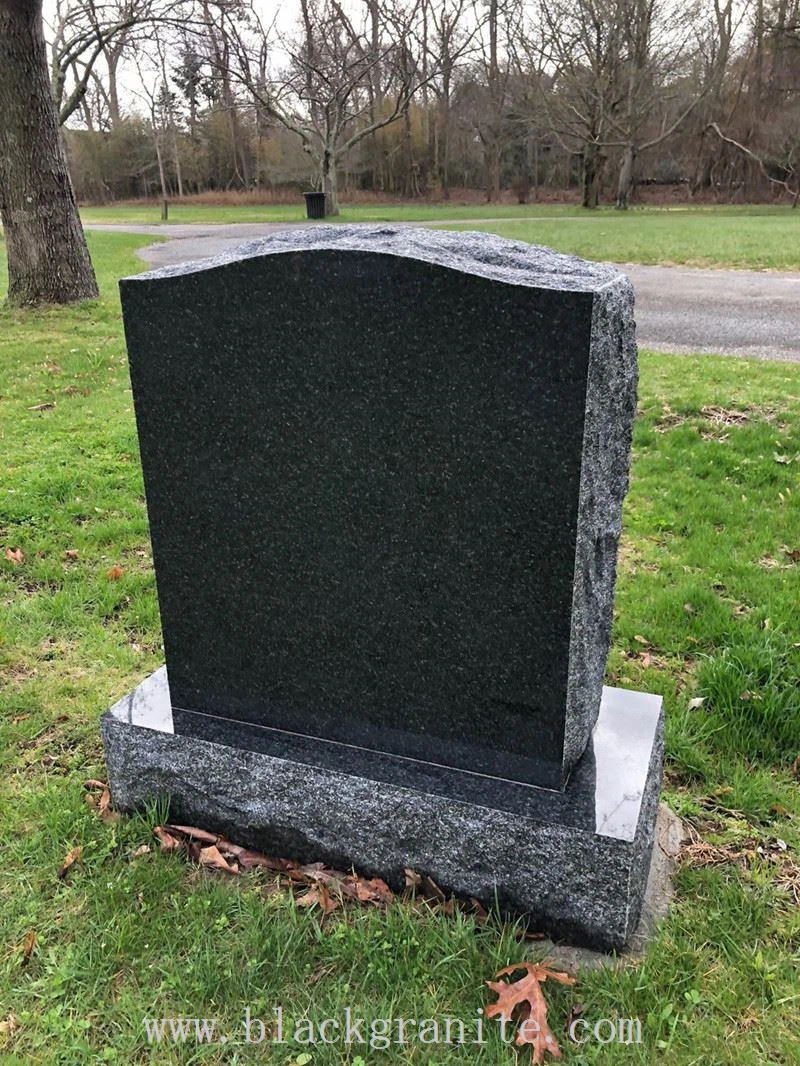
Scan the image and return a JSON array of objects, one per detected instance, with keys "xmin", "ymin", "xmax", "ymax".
[{"xmin": 102, "ymin": 668, "xmax": 663, "ymax": 951}]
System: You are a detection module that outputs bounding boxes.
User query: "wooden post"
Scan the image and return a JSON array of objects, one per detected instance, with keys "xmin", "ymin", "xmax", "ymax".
[{"xmin": 161, "ymin": 199, "xmax": 169, "ymax": 222}]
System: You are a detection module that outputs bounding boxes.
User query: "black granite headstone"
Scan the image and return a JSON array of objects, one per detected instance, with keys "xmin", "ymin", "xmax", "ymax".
[
  {"xmin": 120, "ymin": 227, "xmax": 635, "ymax": 793},
  {"xmin": 104, "ymin": 227, "xmax": 664, "ymax": 949}
]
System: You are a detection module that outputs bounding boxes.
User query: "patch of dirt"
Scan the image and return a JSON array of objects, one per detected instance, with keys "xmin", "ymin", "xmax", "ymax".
[
  {"xmin": 654, "ymin": 403, "xmax": 779, "ymax": 434},
  {"xmin": 678, "ymin": 822, "xmax": 797, "ymax": 901},
  {"xmin": 654, "ymin": 404, "xmax": 691, "ymax": 432}
]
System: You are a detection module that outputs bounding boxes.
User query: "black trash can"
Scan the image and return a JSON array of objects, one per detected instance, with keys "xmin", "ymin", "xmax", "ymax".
[{"xmin": 304, "ymin": 191, "xmax": 327, "ymax": 219}]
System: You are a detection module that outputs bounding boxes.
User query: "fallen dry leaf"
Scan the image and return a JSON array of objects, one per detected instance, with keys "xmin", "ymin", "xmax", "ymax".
[
  {"xmin": 0, "ymin": 1015, "xmax": 19, "ymax": 1037},
  {"xmin": 233, "ymin": 848, "xmax": 294, "ymax": 872},
  {"xmin": 153, "ymin": 826, "xmax": 182, "ymax": 851},
  {"xmin": 466, "ymin": 897, "xmax": 489, "ymax": 922},
  {"xmin": 64, "ymin": 549, "xmax": 79, "ymax": 560},
  {"xmin": 5, "ymin": 547, "xmax": 24, "ymax": 564},
  {"xmin": 97, "ymin": 788, "xmax": 120, "ymax": 824},
  {"xmin": 83, "ymin": 779, "xmax": 107, "ymax": 791},
  {"xmin": 28, "ymin": 402, "xmax": 54, "ymax": 412},
  {"xmin": 512, "ymin": 927, "xmax": 547, "ymax": 942},
  {"xmin": 351, "ymin": 875, "xmax": 394, "ymax": 906},
  {"xmin": 688, "ymin": 697, "xmax": 705, "ymax": 710},
  {"xmin": 150, "ymin": 826, "xmax": 481, "ymax": 921},
  {"xmin": 57, "ymin": 846, "xmax": 82, "ymax": 880},
  {"xmin": 198, "ymin": 844, "xmax": 239, "ymax": 875},
  {"xmin": 633, "ymin": 634, "xmax": 650, "ymax": 646},
  {"xmin": 404, "ymin": 867, "xmax": 422, "ymax": 889},
  {"xmin": 21, "ymin": 929, "xmax": 36, "ymax": 965},
  {"xmin": 131, "ymin": 844, "xmax": 151, "ymax": 859},
  {"xmin": 785, "ymin": 548, "xmax": 800, "ymax": 563},
  {"xmin": 166, "ymin": 824, "xmax": 220, "ymax": 845},
  {"xmin": 486, "ymin": 962, "xmax": 576, "ymax": 1063},
  {"xmin": 565, "ymin": 1003, "xmax": 585, "ymax": 1030},
  {"xmin": 404, "ymin": 868, "xmax": 446, "ymax": 902},
  {"xmin": 701, "ymin": 404, "xmax": 750, "ymax": 426},
  {"xmin": 106, "ymin": 564, "xmax": 124, "ymax": 580},
  {"xmin": 296, "ymin": 882, "xmax": 339, "ymax": 914}
]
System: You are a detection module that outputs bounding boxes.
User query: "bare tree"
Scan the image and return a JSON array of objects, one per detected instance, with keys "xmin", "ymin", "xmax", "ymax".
[
  {"xmin": 48, "ymin": 0, "xmax": 192, "ymax": 126},
  {"xmin": 701, "ymin": 0, "xmax": 800, "ymax": 204},
  {"xmin": 707, "ymin": 120, "xmax": 799, "ymax": 205},
  {"xmin": 131, "ymin": 32, "xmax": 185, "ymax": 198},
  {"xmin": 1, "ymin": 0, "xmax": 99, "ymax": 305},
  {"xmin": 424, "ymin": 0, "xmax": 472, "ymax": 196},
  {"xmin": 607, "ymin": 0, "xmax": 708, "ymax": 209},
  {"xmin": 688, "ymin": 0, "xmax": 742, "ymax": 193},
  {"xmin": 221, "ymin": 0, "xmax": 447, "ymax": 214},
  {"xmin": 468, "ymin": 0, "xmax": 522, "ymax": 200},
  {"xmin": 537, "ymin": 0, "xmax": 626, "ymax": 207}
]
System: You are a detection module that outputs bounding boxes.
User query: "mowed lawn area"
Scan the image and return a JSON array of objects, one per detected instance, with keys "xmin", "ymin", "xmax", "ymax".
[
  {"xmin": 80, "ymin": 202, "xmax": 800, "ymax": 271},
  {"xmin": 1, "ymin": 230, "xmax": 799, "ymax": 1064}
]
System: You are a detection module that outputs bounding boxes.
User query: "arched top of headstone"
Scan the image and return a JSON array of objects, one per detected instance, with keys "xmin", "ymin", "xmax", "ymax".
[{"xmin": 123, "ymin": 224, "xmax": 628, "ymax": 294}]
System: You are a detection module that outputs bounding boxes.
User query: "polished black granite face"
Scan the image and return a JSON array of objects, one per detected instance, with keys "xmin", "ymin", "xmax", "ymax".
[{"xmin": 120, "ymin": 226, "xmax": 636, "ymax": 791}]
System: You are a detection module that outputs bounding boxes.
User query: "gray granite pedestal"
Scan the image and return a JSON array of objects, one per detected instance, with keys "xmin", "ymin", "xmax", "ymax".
[{"xmin": 103, "ymin": 667, "xmax": 663, "ymax": 951}]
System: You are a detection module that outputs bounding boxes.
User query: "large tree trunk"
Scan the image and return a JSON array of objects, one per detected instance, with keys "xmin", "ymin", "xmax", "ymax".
[
  {"xmin": 0, "ymin": 0, "xmax": 98, "ymax": 306},
  {"xmin": 322, "ymin": 149, "xmax": 339, "ymax": 216},
  {"xmin": 582, "ymin": 145, "xmax": 601, "ymax": 209},
  {"xmin": 486, "ymin": 137, "xmax": 501, "ymax": 202},
  {"xmin": 616, "ymin": 143, "xmax": 636, "ymax": 210}
]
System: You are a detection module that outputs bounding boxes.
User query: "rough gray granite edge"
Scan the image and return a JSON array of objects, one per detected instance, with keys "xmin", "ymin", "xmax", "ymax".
[
  {"xmin": 532, "ymin": 803, "xmax": 682, "ymax": 972},
  {"xmin": 563, "ymin": 275, "xmax": 639, "ymax": 770},
  {"xmin": 101, "ymin": 697, "xmax": 664, "ymax": 952},
  {"xmin": 120, "ymin": 224, "xmax": 625, "ymax": 293}
]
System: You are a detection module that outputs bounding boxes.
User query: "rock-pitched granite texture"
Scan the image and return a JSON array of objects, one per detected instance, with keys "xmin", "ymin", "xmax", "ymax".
[
  {"xmin": 119, "ymin": 226, "xmax": 637, "ymax": 792},
  {"xmin": 103, "ymin": 669, "xmax": 664, "ymax": 951}
]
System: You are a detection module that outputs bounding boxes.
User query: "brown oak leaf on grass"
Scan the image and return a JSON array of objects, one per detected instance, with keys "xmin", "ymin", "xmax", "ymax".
[
  {"xmin": 148, "ymin": 824, "xmax": 486, "ymax": 919},
  {"xmin": 0, "ymin": 1016, "xmax": 19, "ymax": 1038},
  {"xmin": 57, "ymin": 846, "xmax": 83, "ymax": 881},
  {"xmin": 296, "ymin": 881, "xmax": 340, "ymax": 915},
  {"xmin": 486, "ymin": 962, "xmax": 576, "ymax": 1063},
  {"xmin": 5, "ymin": 548, "xmax": 23, "ymax": 564},
  {"xmin": 151, "ymin": 824, "xmax": 398, "ymax": 911},
  {"xmin": 83, "ymin": 780, "xmax": 119, "ymax": 824},
  {"xmin": 21, "ymin": 929, "xmax": 36, "ymax": 965},
  {"xmin": 198, "ymin": 845, "xmax": 238, "ymax": 875},
  {"xmin": 153, "ymin": 826, "xmax": 182, "ymax": 851}
]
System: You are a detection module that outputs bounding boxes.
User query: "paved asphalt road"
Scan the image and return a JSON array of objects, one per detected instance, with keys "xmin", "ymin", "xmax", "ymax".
[{"xmin": 87, "ymin": 221, "xmax": 800, "ymax": 362}]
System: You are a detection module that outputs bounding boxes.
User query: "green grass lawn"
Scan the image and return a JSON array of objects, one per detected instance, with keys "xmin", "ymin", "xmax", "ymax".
[
  {"xmin": 79, "ymin": 202, "xmax": 800, "ymax": 270},
  {"xmin": 81, "ymin": 202, "xmax": 585, "ymax": 225},
  {"xmin": 1, "ymin": 233, "xmax": 799, "ymax": 1064},
  {"xmin": 442, "ymin": 212, "xmax": 800, "ymax": 270}
]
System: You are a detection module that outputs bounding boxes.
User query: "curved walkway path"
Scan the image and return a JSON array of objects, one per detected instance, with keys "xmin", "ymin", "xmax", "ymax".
[{"xmin": 86, "ymin": 221, "xmax": 800, "ymax": 362}]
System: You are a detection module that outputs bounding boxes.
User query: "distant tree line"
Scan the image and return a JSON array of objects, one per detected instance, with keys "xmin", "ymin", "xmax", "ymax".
[
  {"xmin": 51, "ymin": 0, "xmax": 800, "ymax": 212},
  {"xmin": 2, "ymin": 0, "xmax": 797, "ymax": 305}
]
